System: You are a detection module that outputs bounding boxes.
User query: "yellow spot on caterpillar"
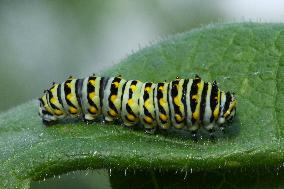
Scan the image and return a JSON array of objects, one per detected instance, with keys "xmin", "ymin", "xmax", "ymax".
[
  {"xmin": 159, "ymin": 99, "xmax": 167, "ymax": 106},
  {"xmin": 110, "ymin": 95, "xmax": 117, "ymax": 102},
  {"xmin": 159, "ymin": 114, "xmax": 167, "ymax": 122},
  {"xmin": 109, "ymin": 109, "xmax": 117, "ymax": 117},
  {"xmin": 145, "ymin": 87, "xmax": 151, "ymax": 92},
  {"xmin": 197, "ymin": 82, "xmax": 202, "ymax": 88},
  {"xmin": 144, "ymin": 100, "xmax": 151, "ymax": 109},
  {"xmin": 224, "ymin": 100, "xmax": 237, "ymax": 117},
  {"xmin": 69, "ymin": 107, "xmax": 78, "ymax": 114},
  {"xmin": 213, "ymin": 106, "xmax": 219, "ymax": 120},
  {"xmin": 89, "ymin": 92, "xmax": 96, "ymax": 99},
  {"xmin": 127, "ymin": 114, "xmax": 136, "ymax": 121},
  {"xmin": 192, "ymin": 95, "xmax": 198, "ymax": 100},
  {"xmin": 159, "ymin": 86, "xmax": 164, "ymax": 90},
  {"xmin": 224, "ymin": 111, "xmax": 230, "ymax": 118},
  {"xmin": 231, "ymin": 100, "xmax": 237, "ymax": 108},
  {"xmin": 174, "ymin": 97, "xmax": 182, "ymax": 106},
  {"xmin": 46, "ymin": 107, "xmax": 54, "ymax": 114},
  {"xmin": 128, "ymin": 99, "xmax": 134, "ymax": 106},
  {"xmin": 113, "ymin": 82, "xmax": 119, "ymax": 88},
  {"xmin": 89, "ymin": 106, "xmax": 97, "ymax": 114},
  {"xmin": 175, "ymin": 114, "xmax": 183, "ymax": 122},
  {"xmin": 67, "ymin": 94, "xmax": 73, "ymax": 100},
  {"xmin": 89, "ymin": 79, "xmax": 96, "ymax": 85},
  {"xmin": 213, "ymin": 91, "xmax": 220, "ymax": 120},
  {"xmin": 54, "ymin": 109, "xmax": 63, "ymax": 116},
  {"xmin": 193, "ymin": 111, "xmax": 199, "ymax": 120},
  {"xmin": 144, "ymin": 116, "xmax": 153, "ymax": 123},
  {"xmin": 130, "ymin": 84, "xmax": 137, "ymax": 91},
  {"xmin": 50, "ymin": 97, "xmax": 57, "ymax": 104}
]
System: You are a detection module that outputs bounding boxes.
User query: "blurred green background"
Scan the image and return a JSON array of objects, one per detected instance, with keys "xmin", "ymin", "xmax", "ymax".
[{"xmin": 0, "ymin": 0, "xmax": 283, "ymax": 188}]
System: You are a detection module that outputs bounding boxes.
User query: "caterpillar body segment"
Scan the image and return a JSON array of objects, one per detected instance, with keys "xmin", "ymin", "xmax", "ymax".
[
  {"xmin": 38, "ymin": 75, "xmax": 237, "ymax": 136},
  {"xmin": 154, "ymin": 82, "xmax": 171, "ymax": 130},
  {"xmin": 139, "ymin": 82, "xmax": 157, "ymax": 129},
  {"xmin": 81, "ymin": 76, "xmax": 103, "ymax": 121},
  {"xmin": 102, "ymin": 77, "xmax": 126, "ymax": 122},
  {"xmin": 169, "ymin": 79, "xmax": 186, "ymax": 129},
  {"xmin": 62, "ymin": 78, "xmax": 81, "ymax": 116},
  {"xmin": 121, "ymin": 80, "xmax": 143, "ymax": 126}
]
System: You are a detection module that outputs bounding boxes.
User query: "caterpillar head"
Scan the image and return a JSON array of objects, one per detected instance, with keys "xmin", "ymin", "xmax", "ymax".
[
  {"xmin": 218, "ymin": 92, "xmax": 237, "ymax": 125},
  {"xmin": 38, "ymin": 94, "xmax": 57, "ymax": 124}
]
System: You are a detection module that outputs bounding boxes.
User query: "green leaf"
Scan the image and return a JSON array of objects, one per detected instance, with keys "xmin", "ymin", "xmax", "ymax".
[{"xmin": 0, "ymin": 23, "xmax": 284, "ymax": 188}]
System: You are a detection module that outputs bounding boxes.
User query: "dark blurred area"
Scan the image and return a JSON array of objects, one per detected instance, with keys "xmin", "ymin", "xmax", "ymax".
[{"xmin": 0, "ymin": 0, "xmax": 283, "ymax": 188}]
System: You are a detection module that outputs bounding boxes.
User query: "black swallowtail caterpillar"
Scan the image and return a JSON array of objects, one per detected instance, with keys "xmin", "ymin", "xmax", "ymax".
[{"xmin": 38, "ymin": 74, "xmax": 237, "ymax": 138}]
